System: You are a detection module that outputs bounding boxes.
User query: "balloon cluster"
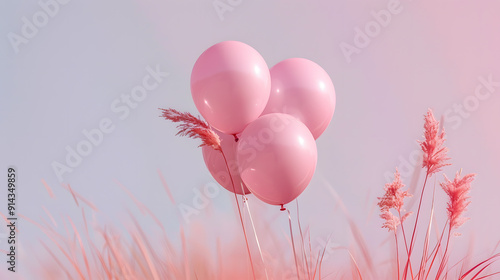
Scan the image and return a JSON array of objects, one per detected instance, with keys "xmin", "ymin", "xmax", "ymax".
[{"xmin": 192, "ymin": 41, "xmax": 336, "ymax": 208}]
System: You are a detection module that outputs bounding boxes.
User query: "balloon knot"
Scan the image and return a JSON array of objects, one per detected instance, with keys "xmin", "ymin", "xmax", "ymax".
[
  {"xmin": 280, "ymin": 204, "xmax": 286, "ymax": 211},
  {"xmin": 233, "ymin": 134, "xmax": 239, "ymax": 142}
]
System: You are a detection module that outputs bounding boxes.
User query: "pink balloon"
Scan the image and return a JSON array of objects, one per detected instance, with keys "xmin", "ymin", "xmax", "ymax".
[
  {"xmin": 261, "ymin": 58, "xmax": 336, "ymax": 139},
  {"xmin": 236, "ymin": 113, "xmax": 317, "ymax": 206},
  {"xmin": 191, "ymin": 41, "xmax": 271, "ymax": 135},
  {"xmin": 202, "ymin": 129, "xmax": 251, "ymax": 195}
]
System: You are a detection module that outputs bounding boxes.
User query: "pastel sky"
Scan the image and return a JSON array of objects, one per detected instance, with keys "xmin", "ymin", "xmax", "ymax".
[{"xmin": 1, "ymin": 0, "xmax": 499, "ymax": 278}]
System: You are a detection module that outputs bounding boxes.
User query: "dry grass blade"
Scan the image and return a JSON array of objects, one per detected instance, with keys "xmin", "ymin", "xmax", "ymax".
[
  {"xmin": 131, "ymin": 232, "xmax": 160, "ymax": 280},
  {"xmin": 157, "ymin": 168, "xmax": 176, "ymax": 204},
  {"xmin": 459, "ymin": 253, "xmax": 500, "ymax": 280},
  {"xmin": 40, "ymin": 241, "xmax": 73, "ymax": 279},
  {"xmin": 296, "ymin": 200, "xmax": 312, "ymax": 279},
  {"xmin": 243, "ymin": 196, "xmax": 269, "ymax": 280},
  {"xmin": 347, "ymin": 249, "xmax": 363, "ymax": 280},
  {"xmin": 475, "ymin": 271, "xmax": 500, "ymax": 280},
  {"xmin": 180, "ymin": 226, "xmax": 190, "ymax": 279},
  {"xmin": 314, "ymin": 234, "xmax": 333, "ymax": 279},
  {"xmin": 323, "ymin": 178, "xmax": 372, "ymax": 278},
  {"xmin": 68, "ymin": 218, "xmax": 91, "ymax": 280},
  {"xmin": 312, "ymin": 250, "xmax": 322, "ymax": 279},
  {"xmin": 470, "ymin": 260, "xmax": 497, "ymax": 280},
  {"xmin": 416, "ymin": 185, "xmax": 435, "ymax": 279},
  {"xmin": 287, "ymin": 209, "xmax": 301, "ymax": 280},
  {"xmin": 41, "ymin": 178, "xmax": 56, "ymax": 198},
  {"xmin": 61, "ymin": 183, "xmax": 99, "ymax": 212}
]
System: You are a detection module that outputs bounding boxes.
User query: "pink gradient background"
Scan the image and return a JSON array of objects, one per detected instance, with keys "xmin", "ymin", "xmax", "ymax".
[{"xmin": 1, "ymin": 0, "xmax": 499, "ymax": 278}]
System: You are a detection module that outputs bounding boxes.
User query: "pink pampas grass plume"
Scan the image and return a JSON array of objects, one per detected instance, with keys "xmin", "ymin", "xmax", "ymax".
[
  {"xmin": 378, "ymin": 169, "xmax": 412, "ymax": 232},
  {"xmin": 441, "ymin": 171, "xmax": 476, "ymax": 230},
  {"xmin": 159, "ymin": 108, "xmax": 221, "ymax": 150},
  {"xmin": 380, "ymin": 210, "xmax": 400, "ymax": 232},
  {"xmin": 378, "ymin": 169, "xmax": 412, "ymax": 214},
  {"xmin": 419, "ymin": 109, "xmax": 450, "ymax": 175}
]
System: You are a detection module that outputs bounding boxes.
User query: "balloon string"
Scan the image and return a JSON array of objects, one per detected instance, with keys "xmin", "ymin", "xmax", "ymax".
[
  {"xmin": 242, "ymin": 193, "xmax": 269, "ymax": 280},
  {"xmin": 220, "ymin": 151, "xmax": 256, "ymax": 280},
  {"xmin": 288, "ymin": 209, "xmax": 301, "ymax": 280}
]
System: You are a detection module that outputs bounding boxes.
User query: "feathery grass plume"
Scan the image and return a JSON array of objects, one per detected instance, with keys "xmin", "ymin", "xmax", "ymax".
[
  {"xmin": 378, "ymin": 169, "xmax": 412, "ymax": 215},
  {"xmin": 407, "ymin": 109, "xmax": 450, "ymax": 278},
  {"xmin": 378, "ymin": 169, "xmax": 412, "ymax": 231},
  {"xmin": 435, "ymin": 171, "xmax": 476, "ymax": 279},
  {"xmin": 380, "ymin": 210, "xmax": 400, "ymax": 232},
  {"xmin": 159, "ymin": 108, "xmax": 221, "ymax": 150},
  {"xmin": 419, "ymin": 109, "xmax": 450, "ymax": 175},
  {"xmin": 378, "ymin": 169, "xmax": 413, "ymax": 279},
  {"xmin": 441, "ymin": 171, "xmax": 476, "ymax": 230}
]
